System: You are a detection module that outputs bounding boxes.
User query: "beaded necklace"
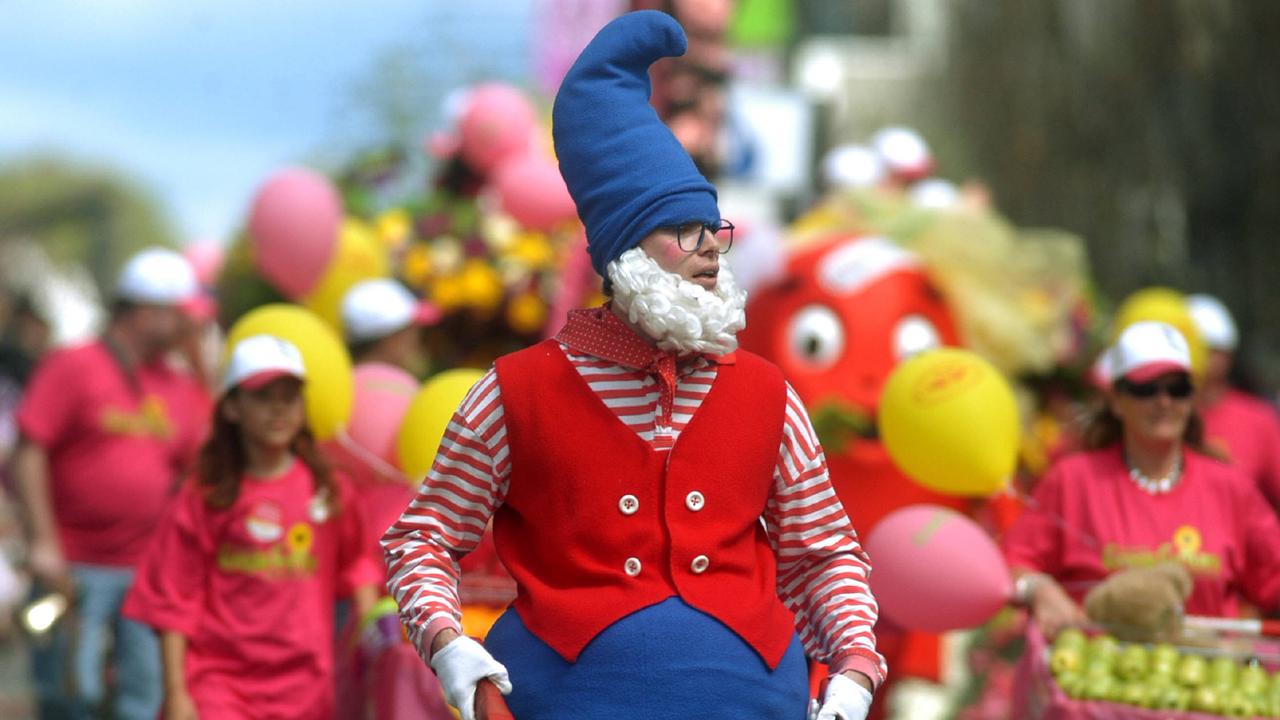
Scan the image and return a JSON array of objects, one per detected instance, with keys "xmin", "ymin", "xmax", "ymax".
[{"xmin": 1125, "ymin": 453, "xmax": 1183, "ymax": 494}]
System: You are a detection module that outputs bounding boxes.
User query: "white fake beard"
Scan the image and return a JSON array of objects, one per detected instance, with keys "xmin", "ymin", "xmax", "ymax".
[{"xmin": 607, "ymin": 247, "xmax": 747, "ymax": 356}]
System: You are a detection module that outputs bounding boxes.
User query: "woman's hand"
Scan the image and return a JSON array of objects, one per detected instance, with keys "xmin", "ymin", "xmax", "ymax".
[
  {"xmin": 1029, "ymin": 577, "xmax": 1087, "ymax": 639},
  {"xmin": 164, "ymin": 691, "xmax": 198, "ymax": 720}
]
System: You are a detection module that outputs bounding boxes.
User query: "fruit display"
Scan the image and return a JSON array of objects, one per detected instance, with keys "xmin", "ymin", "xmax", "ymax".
[{"xmin": 1046, "ymin": 628, "xmax": 1280, "ymax": 718}]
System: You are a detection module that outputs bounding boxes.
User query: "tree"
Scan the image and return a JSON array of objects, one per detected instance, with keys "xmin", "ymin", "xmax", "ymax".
[
  {"xmin": 933, "ymin": 0, "xmax": 1280, "ymax": 386},
  {"xmin": 0, "ymin": 155, "xmax": 178, "ymax": 294}
]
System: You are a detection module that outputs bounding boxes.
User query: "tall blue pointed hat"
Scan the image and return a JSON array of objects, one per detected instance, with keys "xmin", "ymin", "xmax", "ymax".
[{"xmin": 553, "ymin": 10, "xmax": 719, "ymax": 277}]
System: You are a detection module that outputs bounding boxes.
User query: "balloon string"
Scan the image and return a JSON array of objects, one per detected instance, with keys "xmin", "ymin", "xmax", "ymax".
[
  {"xmin": 334, "ymin": 430, "xmax": 412, "ymax": 485},
  {"xmin": 1000, "ymin": 485, "xmax": 1109, "ymax": 595},
  {"xmin": 1006, "ymin": 485, "xmax": 1104, "ymax": 552}
]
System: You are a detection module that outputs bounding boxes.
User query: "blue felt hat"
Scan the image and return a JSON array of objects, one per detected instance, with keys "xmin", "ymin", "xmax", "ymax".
[{"xmin": 552, "ymin": 10, "xmax": 720, "ymax": 277}]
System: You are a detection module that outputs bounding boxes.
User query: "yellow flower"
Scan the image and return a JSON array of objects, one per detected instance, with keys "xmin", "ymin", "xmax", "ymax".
[
  {"xmin": 481, "ymin": 214, "xmax": 519, "ymax": 252},
  {"xmin": 459, "ymin": 260, "xmax": 505, "ymax": 312},
  {"xmin": 506, "ymin": 232, "xmax": 556, "ymax": 270},
  {"xmin": 1173, "ymin": 525, "xmax": 1202, "ymax": 558},
  {"xmin": 402, "ymin": 243, "xmax": 434, "ymax": 287},
  {"xmin": 581, "ymin": 290, "xmax": 607, "ymax": 309},
  {"xmin": 285, "ymin": 522, "xmax": 313, "ymax": 555},
  {"xmin": 430, "ymin": 274, "xmax": 467, "ymax": 311},
  {"xmin": 507, "ymin": 292, "xmax": 548, "ymax": 334},
  {"xmin": 376, "ymin": 209, "xmax": 413, "ymax": 250},
  {"xmin": 429, "ymin": 238, "xmax": 464, "ymax": 277}
]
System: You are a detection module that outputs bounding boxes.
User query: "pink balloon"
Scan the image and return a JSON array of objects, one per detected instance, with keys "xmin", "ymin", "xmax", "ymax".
[
  {"xmin": 866, "ymin": 504, "xmax": 1012, "ymax": 632},
  {"xmin": 183, "ymin": 241, "xmax": 225, "ymax": 287},
  {"xmin": 247, "ymin": 167, "xmax": 342, "ymax": 298},
  {"xmin": 492, "ymin": 154, "xmax": 578, "ymax": 231},
  {"xmin": 458, "ymin": 84, "xmax": 536, "ymax": 174},
  {"xmin": 348, "ymin": 363, "xmax": 420, "ymax": 465}
]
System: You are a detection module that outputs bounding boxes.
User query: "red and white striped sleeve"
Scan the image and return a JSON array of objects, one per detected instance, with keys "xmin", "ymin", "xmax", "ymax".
[
  {"xmin": 382, "ymin": 369, "xmax": 510, "ymax": 661},
  {"xmin": 764, "ymin": 382, "xmax": 888, "ymax": 689}
]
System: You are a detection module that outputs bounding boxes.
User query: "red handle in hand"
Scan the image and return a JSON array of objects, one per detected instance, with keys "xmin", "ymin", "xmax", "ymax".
[{"xmin": 476, "ymin": 679, "xmax": 514, "ymax": 720}]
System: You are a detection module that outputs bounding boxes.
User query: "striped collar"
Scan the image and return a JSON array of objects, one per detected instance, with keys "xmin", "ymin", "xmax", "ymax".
[{"xmin": 555, "ymin": 305, "xmax": 735, "ymax": 370}]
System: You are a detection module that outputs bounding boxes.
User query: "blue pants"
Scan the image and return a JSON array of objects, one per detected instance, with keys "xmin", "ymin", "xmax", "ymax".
[
  {"xmin": 485, "ymin": 597, "xmax": 809, "ymax": 720},
  {"xmin": 29, "ymin": 564, "xmax": 162, "ymax": 720}
]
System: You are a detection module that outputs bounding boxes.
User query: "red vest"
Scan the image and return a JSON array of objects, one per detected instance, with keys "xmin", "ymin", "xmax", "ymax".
[{"xmin": 492, "ymin": 340, "xmax": 796, "ymax": 668}]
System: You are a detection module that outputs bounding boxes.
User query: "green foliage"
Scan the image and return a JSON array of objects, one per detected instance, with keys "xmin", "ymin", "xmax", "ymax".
[
  {"xmin": 215, "ymin": 232, "xmax": 284, "ymax": 328},
  {"xmin": 0, "ymin": 154, "xmax": 177, "ymax": 293}
]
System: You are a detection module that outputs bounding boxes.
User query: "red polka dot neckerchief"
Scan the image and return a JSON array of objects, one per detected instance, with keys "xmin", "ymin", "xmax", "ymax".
[{"xmin": 555, "ymin": 305, "xmax": 732, "ymax": 423}]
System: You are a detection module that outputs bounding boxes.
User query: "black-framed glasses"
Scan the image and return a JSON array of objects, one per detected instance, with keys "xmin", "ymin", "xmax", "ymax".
[
  {"xmin": 673, "ymin": 220, "xmax": 735, "ymax": 254},
  {"xmin": 1118, "ymin": 377, "xmax": 1194, "ymax": 399}
]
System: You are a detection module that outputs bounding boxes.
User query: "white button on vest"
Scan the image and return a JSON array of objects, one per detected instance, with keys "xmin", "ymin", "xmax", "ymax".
[
  {"xmin": 619, "ymin": 494, "xmax": 639, "ymax": 515},
  {"xmin": 690, "ymin": 555, "xmax": 710, "ymax": 574},
  {"xmin": 685, "ymin": 491, "xmax": 705, "ymax": 512},
  {"xmin": 624, "ymin": 557, "xmax": 642, "ymax": 577}
]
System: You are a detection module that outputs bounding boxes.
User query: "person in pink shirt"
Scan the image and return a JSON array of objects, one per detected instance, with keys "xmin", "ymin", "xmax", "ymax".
[
  {"xmin": 13, "ymin": 248, "xmax": 211, "ymax": 720},
  {"xmin": 1188, "ymin": 293, "xmax": 1280, "ymax": 510},
  {"xmin": 124, "ymin": 334, "xmax": 380, "ymax": 720},
  {"xmin": 1004, "ymin": 321, "xmax": 1280, "ymax": 639}
]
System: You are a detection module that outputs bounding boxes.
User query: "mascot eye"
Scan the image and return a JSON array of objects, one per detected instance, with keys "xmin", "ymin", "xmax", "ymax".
[
  {"xmin": 787, "ymin": 305, "xmax": 845, "ymax": 369},
  {"xmin": 893, "ymin": 314, "xmax": 941, "ymax": 360}
]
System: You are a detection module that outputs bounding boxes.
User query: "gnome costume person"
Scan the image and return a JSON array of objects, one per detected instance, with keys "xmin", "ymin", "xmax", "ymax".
[{"xmin": 383, "ymin": 11, "xmax": 885, "ymax": 720}]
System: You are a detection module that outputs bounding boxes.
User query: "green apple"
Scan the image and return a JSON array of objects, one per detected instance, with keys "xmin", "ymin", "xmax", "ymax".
[
  {"xmin": 1220, "ymin": 688, "xmax": 1255, "ymax": 717},
  {"xmin": 1053, "ymin": 627, "xmax": 1087, "ymax": 651},
  {"xmin": 1150, "ymin": 643, "xmax": 1179, "ymax": 678},
  {"xmin": 1151, "ymin": 643, "xmax": 1179, "ymax": 665},
  {"xmin": 1211, "ymin": 655, "xmax": 1240, "ymax": 688},
  {"xmin": 1054, "ymin": 672, "xmax": 1086, "ymax": 700},
  {"xmin": 1116, "ymin": 644, "xmax": 1149, "ymax": 680},
  {"xmin": 1118, "ymin": 680, "xmax": 1149, "ymax": 706},
  {"xmin": 1152, "ymin": 683, "xmax": 1191, "ymax": 710},
  {"xmin": 1049, "ymin": 646, "xmax": 1084, "ymax": 676},
  {"xmin": 1240, "ymin": 663, "xmax": 1268, "ymax": 695},
  {"xmin": 1177, "ymin": 653, "xmax": 1209, "ymax": 687},
  {"xmin": 1087, "ymin": 634, "xmax": 1120, "ymax": 664},
  {"xmin": 1190, "ymin": 684, "xmax": 1221, "ymax": 713},
  {"xmin": 1150, "ymin": 655, "xmax": 1177, "ymax": 679},
  {"xmin": 1083, "ymin": 673, "xmax": 1117, "ymax": 702}
]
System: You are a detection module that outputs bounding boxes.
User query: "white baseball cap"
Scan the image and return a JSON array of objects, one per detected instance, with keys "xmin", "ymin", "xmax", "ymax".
[
  {"xmin": 871, "ymin": 126, "xmax": 933, "ymax": 182},
  {"xmin": 909, "ymin": 178, "xmax": 961, "ymax": 209},
  {"xmin": 341, "ymin": 279, "xmax": 441, "ymax": 343},
  {"xmin": 1108, "ymin": 321, "xmax": 1192, "ymax": 384},
  {"xmin": 221, "ymin": 334, "xmax": 306, "ymax": 394},
  {"xmin": 821, "ymin": 144, "xmax": 886, "ymax": 189},
  {"xmin": 1187, "ymin": 293, "xmax": 1238, "ymax": 351},
  {"xmin": 1088, "ymin": 348, "xmax": 1113, "ymax": 390},
  {"xmin": 116, "ymin": 248, "xmax": 199, "ymax": 306}
]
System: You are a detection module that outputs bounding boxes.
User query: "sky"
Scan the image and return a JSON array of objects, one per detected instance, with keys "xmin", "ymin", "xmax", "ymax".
[{"xmin": 0, "ymin": 0, "xmax": 534, "ymax": 245}]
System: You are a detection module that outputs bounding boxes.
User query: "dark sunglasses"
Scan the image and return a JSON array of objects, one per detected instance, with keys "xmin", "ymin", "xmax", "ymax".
[{"xmin": 1118, "ymin": 378, "xmax": 1194, "ymax": 399}]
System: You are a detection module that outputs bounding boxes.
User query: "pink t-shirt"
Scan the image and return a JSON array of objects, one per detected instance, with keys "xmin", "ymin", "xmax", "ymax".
[
  {"xmin": 123, "ymin": 460, "xmax": 380, "ymax": 720},
  {"xmin": 17, "ymin": 341, "xmax": 210, "ymax": 566},
  {"xmin": 1200, "ymin": 388, "xmax": 1280, "ymax": 510},
  {"xmin": 1003, "ymin": 445, "xmax": 1280, "ymax": 617}
]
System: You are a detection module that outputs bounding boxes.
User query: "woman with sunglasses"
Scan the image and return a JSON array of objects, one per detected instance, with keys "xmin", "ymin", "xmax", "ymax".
[{"xmin": 1003, "ymin": 321, "xmax": 1280, "ymax": 639}]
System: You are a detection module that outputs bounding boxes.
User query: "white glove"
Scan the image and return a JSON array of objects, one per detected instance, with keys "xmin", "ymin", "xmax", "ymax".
[
  {"xmin": 429, "ymin": 635, "xmax": 512, "ymax": 720},
  {"xmin": 812, "ymin": 673, "xmax": 873, "ymax": 720}
]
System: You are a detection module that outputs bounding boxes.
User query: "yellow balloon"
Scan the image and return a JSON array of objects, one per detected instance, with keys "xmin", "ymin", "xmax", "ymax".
[
  {"xmin": 396, "ymin": 369, "xmax": 487, "ymax": 482},
  {"xmin": 1111, "ymin": 287, "xmax": 1207, "ymax": 379},
  {"xmin": 302, "ymin": 217, "xmax": 390, "ymax": 333},
  {"xmin": 878, "ymin": 348, "xmax": 1020, "ymax": 497},
  {"xmin": 226, "ymin": 304, "xmax": 354, "ymax": 441}
]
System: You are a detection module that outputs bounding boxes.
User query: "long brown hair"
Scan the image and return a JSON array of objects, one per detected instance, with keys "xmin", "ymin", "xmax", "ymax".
[
  {"xmin": 195, "ymin": 392, "xmax": 340, "ymax": 513},
  {"xmin": 1080, "ymin": 384, "xmax": 1219, "ymax": 458}
]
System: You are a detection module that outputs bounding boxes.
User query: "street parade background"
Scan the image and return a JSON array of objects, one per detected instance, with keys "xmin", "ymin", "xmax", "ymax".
[{"xmin": 4, "ymin": 1, "xmax": 1280, "ymax": 719}]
